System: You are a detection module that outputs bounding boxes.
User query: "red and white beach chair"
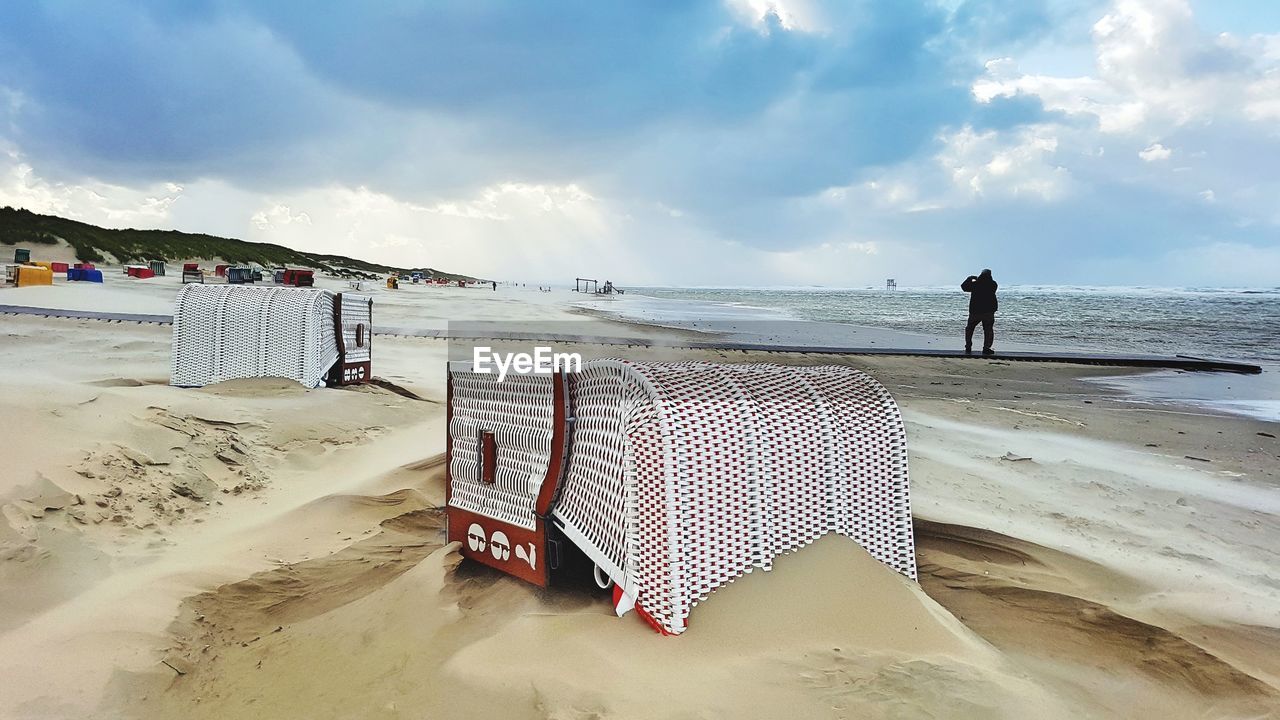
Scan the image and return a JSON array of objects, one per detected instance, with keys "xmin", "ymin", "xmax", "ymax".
[{"xmin": 446, "ymin": 359, "xmax": 915, "ymax": 635}]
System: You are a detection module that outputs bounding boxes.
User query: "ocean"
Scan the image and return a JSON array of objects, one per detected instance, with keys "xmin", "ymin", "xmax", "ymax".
[
  {"xmin": 578, "ymin": 285, "xmax": 1280, "ymax": 422},
  {"xmin": 620, "ymin": 285, "xmax": 1280, "ymax": 362}
]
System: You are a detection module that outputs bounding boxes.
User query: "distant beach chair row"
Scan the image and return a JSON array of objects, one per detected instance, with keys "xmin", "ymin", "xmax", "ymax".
[{"xmin": 3, "ymin": 257, "xmax": 102, "ymax": 286}]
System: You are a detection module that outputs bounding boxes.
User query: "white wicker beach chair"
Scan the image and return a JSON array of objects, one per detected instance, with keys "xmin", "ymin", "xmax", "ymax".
[
  {"xmin": 170, "ymin": 285, "xmax": 373, "ymax": 388},
  {"xmin": 446, "ymin": 359, "xmax": 915, "ymax": 635}
]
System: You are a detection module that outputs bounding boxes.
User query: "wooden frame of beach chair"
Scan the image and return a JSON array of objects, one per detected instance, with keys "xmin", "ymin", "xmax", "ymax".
[
  {"xmin": 327, "ymin": 292, "xmax": 373, "ymax": 385},
  {"xmin": 445, "ymin": 359, "xmax": 916, "ymax": 635},
  {"xmin": 445, "ymin": 364, "xmax": 569, "ymax": 587}
]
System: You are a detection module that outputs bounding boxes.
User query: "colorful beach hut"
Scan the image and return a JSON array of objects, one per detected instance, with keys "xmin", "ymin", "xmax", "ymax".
[
  {"xmin": 170, "ymin": 285, "xmax": 373, "ymax": 388},
  {"xmin": 181, "ymin": 263, "xmax": 203, "ymax": 284},
  {"xmin": 281, "ymin": 269, "xmax": 314, "ymax": 287},
  {"xmin": 149, "ymin": 260, "xmax": 166, "ymax": 276},
  {"xmin": 13, "ymin": 248, "xmax": 30, "ymax": 264},
  {"xmin": 16, "ymin": 265, "xmax": 54, "ymax": 287},
  {"xmin": 445, "ymin": 359, "xmax": 916, "ymax": 635},
  {"xmin": 67, "ymin": 267, "xmax": 104, "ymax": 282}
]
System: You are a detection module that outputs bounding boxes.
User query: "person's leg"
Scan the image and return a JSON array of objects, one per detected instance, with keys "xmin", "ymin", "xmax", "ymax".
[
  {"xmin": 964, "ymin": 315, "xmax": 979, "ymax": 352},
  {"xmin": 982, "ymin": 313, "xmax": 995, "ymax": 353}
]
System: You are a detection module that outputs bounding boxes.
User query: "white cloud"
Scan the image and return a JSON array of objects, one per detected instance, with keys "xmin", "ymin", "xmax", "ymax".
[
  {"xmin": 722, "ymin": 0, "xmax": 822, "ymax": 33},
  {"xmin": 1138, "ymin": 142, "xmax": 1171, "ymax": 161},
  {"xmin": 939, "ymin": 125, "xmax": 1073, "ymax": 202},
  {"xmin": 0, "ymin": 144, "xmax": 183, "ymax": 226},
  {"xmin": 250, "ymin": 203, "xmax": 312, "ymax": 230},
  {"xmin": 421, "ymin": 182, "xmax": 594, "ymax": 221},
  {"xmin": 973, "ymin": 1, "xmax": 1280, "ymax": 135}
]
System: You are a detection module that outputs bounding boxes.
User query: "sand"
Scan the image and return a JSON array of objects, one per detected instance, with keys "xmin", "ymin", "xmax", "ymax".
[{"xmin": 0, "ymin": 268, "xmax": 1277, "ymax": 719}]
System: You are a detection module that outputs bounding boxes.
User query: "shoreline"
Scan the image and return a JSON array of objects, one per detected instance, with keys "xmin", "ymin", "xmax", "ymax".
[
  {"xmin": 575, "ymin": 287, "xmax": 1278, "ymax": 422},
  {"xmin": 598, "ymin": 284, "xmax": 1280, "ymax": 363}
]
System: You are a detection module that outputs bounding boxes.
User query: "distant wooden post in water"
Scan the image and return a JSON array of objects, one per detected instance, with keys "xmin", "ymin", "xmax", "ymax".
[
  {"xmin": 574, "ymin": 278, "xmax": 599, "ymax": 293},
  {"xmin": 886, "ymin": 278, "xmax": 897, "ymax": 290}
]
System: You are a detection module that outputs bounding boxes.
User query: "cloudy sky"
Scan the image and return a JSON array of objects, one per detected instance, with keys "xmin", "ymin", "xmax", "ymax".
[{"xmin": 2, "ymin": 0, "xmax": 1278, "ymax": 286}]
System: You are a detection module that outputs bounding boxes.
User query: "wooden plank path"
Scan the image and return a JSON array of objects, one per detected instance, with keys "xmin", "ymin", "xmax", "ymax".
[{"xmin": 1, "ymin": 304, "xmax": 1263, "ymax": 374}]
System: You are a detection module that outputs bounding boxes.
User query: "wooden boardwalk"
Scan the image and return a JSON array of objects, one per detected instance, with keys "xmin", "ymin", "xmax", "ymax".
[{"xmin": 1, "ymin": 304, "xmax": 1263, "ymax": 374}]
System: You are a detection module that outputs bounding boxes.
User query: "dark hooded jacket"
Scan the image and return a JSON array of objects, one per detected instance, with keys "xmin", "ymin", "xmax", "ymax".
[{"xmin": 962, "ymin": 274, "xmax": 998, "ymax": 314}]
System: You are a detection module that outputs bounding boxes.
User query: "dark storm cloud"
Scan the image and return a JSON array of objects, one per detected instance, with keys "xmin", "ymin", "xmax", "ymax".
[{"xmin": 0, "ymin": 2, "xmax": 1053, "ymax": 194}]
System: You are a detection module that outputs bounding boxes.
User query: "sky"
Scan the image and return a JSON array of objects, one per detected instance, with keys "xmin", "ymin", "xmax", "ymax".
[{"xmin": 1, "ymin": 0, "xmax": 1278, "ymax": 287}]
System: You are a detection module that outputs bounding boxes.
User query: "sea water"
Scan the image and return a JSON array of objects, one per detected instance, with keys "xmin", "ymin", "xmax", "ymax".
[{"xmin": 578, "ymin": 285, "xmax": 1280, "ymax": 422}]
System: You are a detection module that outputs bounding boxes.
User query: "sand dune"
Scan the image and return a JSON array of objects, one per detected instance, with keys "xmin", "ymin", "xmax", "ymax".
[
  {"xmin": 127, "ymin": 526, "xmax": 1069, "ymax": 720},
  {"xmin": 917, "ymin": 520, "xmax": 1278, "ymax": 717}
]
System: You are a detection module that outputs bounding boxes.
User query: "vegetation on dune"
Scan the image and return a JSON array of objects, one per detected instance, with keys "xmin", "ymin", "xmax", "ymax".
[{"xmin": 0, "ymin": 206, "xmax": 478, "ymax": 280}]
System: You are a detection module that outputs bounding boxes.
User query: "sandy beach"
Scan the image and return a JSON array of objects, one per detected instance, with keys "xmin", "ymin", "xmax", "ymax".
[{"xmin": 0, "ymin": 272, "xmax": 1277, "ymax": 719}]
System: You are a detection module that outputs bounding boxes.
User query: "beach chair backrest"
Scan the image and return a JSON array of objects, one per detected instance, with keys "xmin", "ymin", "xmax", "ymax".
[
  {"xmin": 330, "ymin": 293, "xmax": 373, "ymax": 385},
  {"xmin": 445, "ymin": 365, "xmax": 568, "ymax": 586}
]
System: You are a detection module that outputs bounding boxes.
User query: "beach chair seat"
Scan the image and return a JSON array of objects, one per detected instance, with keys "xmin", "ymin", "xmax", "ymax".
[{"xmin": 445, "ymin": 359, "xmax": 915, "ymax": 635}]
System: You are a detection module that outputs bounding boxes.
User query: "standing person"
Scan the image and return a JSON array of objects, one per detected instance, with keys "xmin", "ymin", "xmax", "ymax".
[
  {"xmin": 491, "ymin": 280, "xmax": 497, "ymax": 291},
  {"xmin": 961, "ymin": 269, "xmax": 998, "ymax": 355}
]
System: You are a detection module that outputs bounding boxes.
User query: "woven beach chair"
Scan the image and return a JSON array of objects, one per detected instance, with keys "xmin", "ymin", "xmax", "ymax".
[
  {"xmin": 170, "ymin": 285, "xmax": 373, "ymax": 388},
  {"xmin": 16, "ymin": 265, "xmax": 53, "ymax": 287},
  {"xmin": 445, "ymin": 359, "xmax": 915, "ymax": 635}
]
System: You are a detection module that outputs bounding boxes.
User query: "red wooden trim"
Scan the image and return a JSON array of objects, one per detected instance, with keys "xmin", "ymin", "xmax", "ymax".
[
  {"xmin": 447, "ymin": 507, "xmax": 550, "ymax": 587},
  {"xmin": 613, "ymin": 586, "xmax": 677, "ymax": 636},
  {"xmin": 534, "ymin": 371, "xmax": 568, "ymax": 516},
  {"xmin": 333, "ymin": 292, "xmax": 347, "ymax": 355},
  {"xmin": 480, "ymin": 431, "xmax": 497, "ymax": 484},
  {"xmin": 444, "ymin": 370, "xmax": 454, "ymax": 506}
]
